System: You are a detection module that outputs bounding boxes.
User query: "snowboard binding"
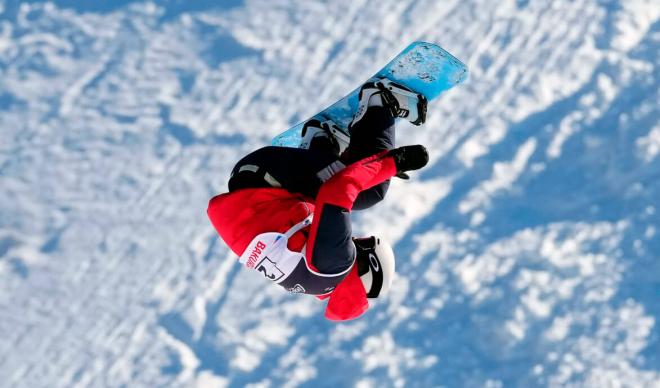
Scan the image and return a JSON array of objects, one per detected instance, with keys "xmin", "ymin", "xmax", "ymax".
[
  {"xmin": 300, "ymin": 118, "xmax": 350, "ymax": 155},
  {"xmin": 351, "ymin": 78, "xmax": 428, "ymax": 129}
]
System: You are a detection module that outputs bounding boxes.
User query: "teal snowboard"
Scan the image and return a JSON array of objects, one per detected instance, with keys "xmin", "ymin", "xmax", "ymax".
[{"xmin": 272, "ymin": 42, "xmax": 468, "ymax": 148}]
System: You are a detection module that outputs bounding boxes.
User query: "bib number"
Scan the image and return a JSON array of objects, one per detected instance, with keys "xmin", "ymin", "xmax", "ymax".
[{"xmin": 256, "ymin": 257, "xmax": 285, "ymax": 281}]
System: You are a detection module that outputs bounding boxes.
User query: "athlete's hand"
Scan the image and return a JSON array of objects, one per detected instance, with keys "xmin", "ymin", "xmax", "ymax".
[{"xmin": 387, "ymin": 145, "xmax": 429, "ymax": 178}]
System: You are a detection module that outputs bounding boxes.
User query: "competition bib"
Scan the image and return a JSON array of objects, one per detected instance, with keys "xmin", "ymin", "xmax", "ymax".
[{"xmin": 238, "ymin": 215, "xmax": 352, "ymax": 295}]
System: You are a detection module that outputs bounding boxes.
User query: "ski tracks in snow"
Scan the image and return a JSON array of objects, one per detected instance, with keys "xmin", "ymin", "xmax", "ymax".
[{"xmin": 0, "ymin": 1, "xmax": 659, "ymax": 387}]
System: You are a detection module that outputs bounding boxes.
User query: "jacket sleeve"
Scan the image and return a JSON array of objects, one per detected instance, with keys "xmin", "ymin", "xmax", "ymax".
[{"xmin": 305, "ymin": 151, "xmax": 398, "ymax": 321}]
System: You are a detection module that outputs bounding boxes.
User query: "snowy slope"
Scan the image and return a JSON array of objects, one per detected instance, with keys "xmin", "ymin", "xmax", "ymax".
[{"xmin": 0, "ymin": 0, "xmax": 659, "ymax": 387}]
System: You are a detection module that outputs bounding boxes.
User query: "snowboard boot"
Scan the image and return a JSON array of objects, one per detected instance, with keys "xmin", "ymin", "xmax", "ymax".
[
  {"xmin": 300, "ymin": 118, "xmax": 349, "ymax": 156},
  {"xmin": 350, "ymin": 78, "xmax": 428, "ymax": 129}
]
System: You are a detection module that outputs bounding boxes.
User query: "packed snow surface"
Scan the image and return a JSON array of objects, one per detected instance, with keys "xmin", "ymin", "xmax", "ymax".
[{"xmin": 0, "ymin": 1, "xmax": 658, "ymax": 387}]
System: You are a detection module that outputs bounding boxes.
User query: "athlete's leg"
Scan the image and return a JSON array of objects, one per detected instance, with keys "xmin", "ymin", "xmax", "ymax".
[
  {"xmin": 228, "ymin": 146, "xmax": 337, "ymax": 198},
  {"xmin": 344, "ymin": 106, "xmax": 396, "ymax": 210},
  {"xmin": 343, "ymin": 106, "xmax": 395, "ymax": 164},
  {"xmin": 228, "ymin": 106, "xmax": 395, "ymax": 207}
]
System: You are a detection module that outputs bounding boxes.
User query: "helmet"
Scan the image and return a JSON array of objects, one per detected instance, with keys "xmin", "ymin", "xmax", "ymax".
[{"xmin": 354, "ymin": 236, "xmax": 396, "ymax": 298}]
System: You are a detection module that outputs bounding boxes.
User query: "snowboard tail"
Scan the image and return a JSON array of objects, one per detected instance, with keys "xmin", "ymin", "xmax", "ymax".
[{"xmin": 272, "ymin": 42, "xmax": 468, "ymax": 148}]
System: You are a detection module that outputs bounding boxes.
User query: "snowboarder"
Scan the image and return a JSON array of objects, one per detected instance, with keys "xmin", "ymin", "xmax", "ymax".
[{"xmin": 207, "ymin": 79, "xmax": 430, "ymax": 321}]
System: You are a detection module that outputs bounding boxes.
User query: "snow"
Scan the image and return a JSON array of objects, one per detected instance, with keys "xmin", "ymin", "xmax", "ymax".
[
  {"xmin": 1, "ymin": 0, "xmax": 659, "ymax": 387},
  {"xmin": 459, "ymin": 137, "xmax": 537, "ymax": 222},
  {"xmin": 637, "ymin": 125, "xmax": 660, "ymax": 162}
]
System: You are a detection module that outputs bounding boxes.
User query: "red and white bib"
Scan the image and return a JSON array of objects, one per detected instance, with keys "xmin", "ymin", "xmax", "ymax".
[{"xmin": 238, "ymin": 215, "xmax": 352, "ymax": 295}]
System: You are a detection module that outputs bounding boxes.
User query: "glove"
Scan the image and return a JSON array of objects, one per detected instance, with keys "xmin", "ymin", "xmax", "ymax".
[{"xmin": 387, "ymin": 145, "xmax": 429, "ymax": 177}]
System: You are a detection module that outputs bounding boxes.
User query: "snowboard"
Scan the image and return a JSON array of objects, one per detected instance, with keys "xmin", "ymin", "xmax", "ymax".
[{"xmin": 272, "ymin": 41, "xmax": 468, "ymax": 148}]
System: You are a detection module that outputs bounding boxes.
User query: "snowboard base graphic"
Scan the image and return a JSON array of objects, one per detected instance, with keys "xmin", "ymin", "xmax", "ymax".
[{"xmin": 272, "ymin": 42, "xmax": 468, "ymax": 148}]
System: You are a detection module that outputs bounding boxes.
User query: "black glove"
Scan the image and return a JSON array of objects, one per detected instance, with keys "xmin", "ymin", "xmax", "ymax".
[{"xmin": 387, "ymin": 145, "xmax": 429, "ymax": 178}]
